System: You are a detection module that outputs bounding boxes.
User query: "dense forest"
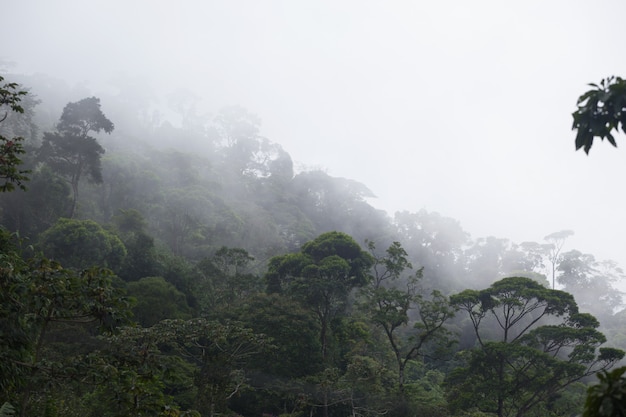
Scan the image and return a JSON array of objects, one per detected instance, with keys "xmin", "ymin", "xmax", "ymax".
[{"xmin": 1, "ymin": 72, "xmax": 626, "ymax": 417}]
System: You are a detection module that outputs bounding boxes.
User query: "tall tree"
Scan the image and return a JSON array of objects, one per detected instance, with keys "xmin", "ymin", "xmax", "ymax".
[
  {"xmin": 359, "ymin": 241, "xmax": 454, "ymax": 395},
  {"xmin": 545, "ymin": 230, "xmax": 574, "ymax": 289},
  {"xmin": 449, "ymin": 277, "xmax": 624, "ymax": 417},
  {"xmin": 265, "ymin": 231, "xmax": 374, "ymax": 360},
  {"xmin": 39, "ymin": 97, "xmax": 114, "ymax": 218}
]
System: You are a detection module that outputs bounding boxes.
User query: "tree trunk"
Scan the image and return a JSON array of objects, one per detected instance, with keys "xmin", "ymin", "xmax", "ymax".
[
  {"xmin": 398, "ymin": 360, "xmax": 406, "ymax": 395},
  {"xmin": 497, "ymin": 353, "xmax": 505, "ymax": 417},
  {"xmin": 69, "ymin": 180, "xmax": 78, "ymax": 218}
]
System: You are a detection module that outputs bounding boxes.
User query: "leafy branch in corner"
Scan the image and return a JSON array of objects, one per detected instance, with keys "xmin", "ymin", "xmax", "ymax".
[{"xmin": 573, "ymin": 76, "xmax": 626, "ymax": 154}]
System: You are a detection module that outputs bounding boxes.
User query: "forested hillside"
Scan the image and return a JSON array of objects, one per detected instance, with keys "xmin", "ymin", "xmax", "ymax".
[{"xmin": 1, "ymin": 73, "xmax": 625, "ymax": 417}]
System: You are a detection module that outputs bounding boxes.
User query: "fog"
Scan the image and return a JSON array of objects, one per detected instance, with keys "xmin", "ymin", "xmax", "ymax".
[{"xmin": 3, "ymin": 0, "xmax": 626, "ymax": 270}]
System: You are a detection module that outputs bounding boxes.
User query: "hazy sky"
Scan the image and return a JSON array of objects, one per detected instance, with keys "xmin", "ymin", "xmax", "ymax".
[{"xmin": 3, "ymin": 0, "xmax": 626, "ymax": 269}]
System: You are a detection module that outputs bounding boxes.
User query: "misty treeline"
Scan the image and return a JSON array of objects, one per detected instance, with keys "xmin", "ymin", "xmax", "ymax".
[{"xmin": 1, "ymin": 72, "xmax": 625, "ymax": 417}]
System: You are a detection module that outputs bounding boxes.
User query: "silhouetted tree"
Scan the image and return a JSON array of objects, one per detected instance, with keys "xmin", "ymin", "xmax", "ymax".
[
  {"xmin": 573, "ymin": 76, "xmax": 626, "ymax": 154},
  {"xmin": 39, "ymin": 97, "xmax": 114, "ymax": 217}
]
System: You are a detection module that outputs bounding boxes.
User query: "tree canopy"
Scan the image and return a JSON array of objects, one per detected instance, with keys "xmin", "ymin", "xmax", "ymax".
[
  {"xmin": 449, "ymin": 277, "xmax": 624, "ymax": 417},
  {"xmin": 265, "ymin": 231, "xmax": 374, "ymax": 360},
  {"xmin": 1, "ymin": 72, "xmax": 625, "ymax": 417}
]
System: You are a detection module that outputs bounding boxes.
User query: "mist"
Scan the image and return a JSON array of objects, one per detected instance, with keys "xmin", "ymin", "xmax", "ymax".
[{"xmin": 3, "ymin": 0, "xmax": 626, "ymax": 269}]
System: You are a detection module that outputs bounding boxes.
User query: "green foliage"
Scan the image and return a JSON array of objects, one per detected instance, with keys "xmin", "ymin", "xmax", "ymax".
[
  {"xmin": 0, "ymin": 76, "xmax": 30, "ymax": 191},
  {"xmin": 573, "ymin": 76, "xmax": 626, "ymax": 154},
  {"xmin": 268, "ymin": 231, "xmax": 374, "ymax": 294},
  {"xmin": 158, "ymin": 252, "xmax": 200, "ymax": 310},
  {"xmin": 151, "ymin": 318, "xmax": 271, "ymax": 416},
  {"xmin": 265, "ymin": 231, "xmax": 374, "ymax": 360},
  {"xmin": 7, "ymin": 70, "xmax": 626, "ymax": 416},
  {"xmin": 57, "ymin": 96, "xmax": 114, "ymax": 136},
  {"xmin": 119, "ymin": 231, "xmax": 159, "ymax": 281},
  {"xmin": 0, "ymin": 403, "xmax": 15, "ymax": 417},
  {"xmin": 449, "ymin": 277, "xmax": 625, "ymax": 417},
  {"xmin": 235, "ymin": 293, "xmax": 323, "ymax": 378},
  {"xmin": 88, "ymin": 318, "xmax": 270, "ymax": 416},
  {"xmin": 86, "ymin": 325, "xmax": 194, "ymax": 417},
  {"xmin": 341, "ymin": 355, "xmax": 397, "ymax": 416},
  {"xmin": 0, "ymin": 166, "xmax": 71, "ymax": 237},
  {"xmin": 112, "ymin": 208, "xmax": 148, "ymax": 234},
  {"xmin": 38, "ymin": 218, "xmax": 127, "ymax": 271},
  {"xmin": 360, "ymin": 241, "xmax": 455, "ymax": 395},
  {"xmin": 584, "ymin": 366, "xmax": 626, "ymax": 417},
  {"xmin": 126, "ymin": 277, "xmax": 192, "ymax": 326},
  {"xmin": 0, "ymin": 228, "xmax": 133, "ymax": 413},
  {"xmin": 195, "ymin": 246, "xmax": 262, "ymax": 315},
  {"xmin": 112, "ymin": 210, "xmax": 161, "ymax": 281}
]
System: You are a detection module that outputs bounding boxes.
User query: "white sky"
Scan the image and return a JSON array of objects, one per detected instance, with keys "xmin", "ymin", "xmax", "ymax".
[{"xmin": 3, "ymin": 0, "xmax": 626, "ymax": 269}]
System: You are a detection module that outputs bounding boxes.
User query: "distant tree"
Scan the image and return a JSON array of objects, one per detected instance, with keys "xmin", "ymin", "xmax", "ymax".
[
  {"xmin": 0, "ymin": 76, "xmax": 30, "ymax": 191},
  {"xmin": 39, "ymin": 97, "xmax": 114, "ymax": 217},
  {"xmin": 291, "ymin": 170, "xmax": 390, "ymax": 243},
  {"xmin": 464, "ymin": 236, "xmax": 520, "ymax": 288},
  {"xmin": 449, "ymin": 277, "xmax": 624, "ymax": 417},
  {"xmin": 545, "ymin": 230, "xmax": 574, "ymax": 289},
  {"xmin": 394, "ymin": 209, "xmax": 469, "ymax": 291},
  {"xmin": 214, "ymin": 105, "xmax": 264, "ymax": 178},
  {"xmin": 573, "ymin": 76, "xmax": 626, "ymax": 154},
  {"xmin": 558, "ymin": 250, "xmax": 624, "ymax": 317}
]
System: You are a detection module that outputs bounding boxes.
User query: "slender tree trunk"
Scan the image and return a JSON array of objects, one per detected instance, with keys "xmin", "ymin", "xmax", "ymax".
[
  {"xmin": 318, "ymin": 301, "xmax": 330, "ymax": 361},
  {"xmin": 398, "ymin": 359, "xmax": 406, "ymax": 395},
  {"xmin": 323, "ymin": 390, "xmax": 329, "ymax": 417},
  {"xmin": 68, "ymin": 159, "xmax": 83, "ymax": 219},
  {"xmin": 320, "ymin": 316, "xmax": 328, "ymax": 360},
  {"xmin": 69, "ymin": 180, "xmax": 78, "ymax": 218},
  {"xmin": 497, "ymin": 353, "xmax": 505, "ymax": 417}
]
